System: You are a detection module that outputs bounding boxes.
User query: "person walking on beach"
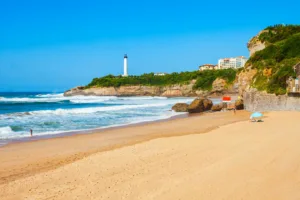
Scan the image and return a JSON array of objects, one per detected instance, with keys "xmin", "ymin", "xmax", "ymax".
[{"xmin": 30, "ymin": 129, "xmax": 33, "ymax": 137}]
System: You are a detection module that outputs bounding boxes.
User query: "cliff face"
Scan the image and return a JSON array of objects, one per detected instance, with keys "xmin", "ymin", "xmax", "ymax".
[
  {"xmin": 233, "ymin": 30, "xmax": 266, "ymax": 96},
  {"xmin": 64, "ymin": 83, "xmax": 209, "ymax": 97},
  {"xmin": 236, "ymin": 69, "xmax": 257, "ymax": 96},
  {"xmin": 247, "ymin": 30, "xmax": 266, "ymax": 57}
]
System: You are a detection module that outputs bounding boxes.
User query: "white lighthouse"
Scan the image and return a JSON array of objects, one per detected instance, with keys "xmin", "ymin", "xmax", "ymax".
[{"xmin": 123, "ymin": 54, "xmax": 128, "ymax": 77}]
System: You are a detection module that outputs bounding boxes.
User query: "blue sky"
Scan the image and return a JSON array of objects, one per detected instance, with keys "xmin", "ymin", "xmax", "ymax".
[{"xmin": 0, "ymin": 0, "xmax": 299, "ymax": 92}]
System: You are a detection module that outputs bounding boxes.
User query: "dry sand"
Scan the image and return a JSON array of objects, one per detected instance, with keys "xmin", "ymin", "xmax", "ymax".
[{"xmin": 1, "ymin": 111, "xmax": 300, "ymax": 199}]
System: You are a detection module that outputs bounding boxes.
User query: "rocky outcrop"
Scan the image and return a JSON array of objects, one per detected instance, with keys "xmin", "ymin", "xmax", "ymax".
[
  {"xmin": 64, "ymin": 86, "xmax": 118, "ymax": 96},
  {"xmin": 211, "ymin": 104, "xmax": 223, "ymax": 112},
  {"xmin": 244, "ymin": 90, "xmax": 300, "ymax": 111},
  {"xmin": 247, "ymin": 30, "xmax": 267, "ymax": 57},
  {"xmin": 212, "ymin": 78, "xmax": 227, "ymax": 93},
  {"xmin": 64, "ymin": 82, "xmax": 209, "ymax": 97},
  {"xmin": 235, "ymin": 99, "xmax": 244, "ymax": 110},
  {"xmin": 187, "ymin": 98, "xmax": 213, "ymax": 113},
  {"xmin": 211, "ymin": 78, "xmax": 239, "ymax": 96},
  {"xmin": 172, "ymin": 103, "xmax": 189, "ymax": 112},
  {"xmin": 161, "ymin": 89, "xmax": 183, "ymax": 97},
  {"xmin": 236, "ymin": 69, "xmax": 257, "ymax": 96}
]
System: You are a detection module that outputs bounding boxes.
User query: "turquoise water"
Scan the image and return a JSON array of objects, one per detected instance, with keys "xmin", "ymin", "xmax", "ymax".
[{"xmin": 0, "ymin": 92, "xmax": 196, "ymax": 142}]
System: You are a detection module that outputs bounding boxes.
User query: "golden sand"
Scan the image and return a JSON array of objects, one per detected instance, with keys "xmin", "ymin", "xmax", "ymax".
[{"xmin": 1, "ymin": 111, "xmax": 300, "ymax": 199}]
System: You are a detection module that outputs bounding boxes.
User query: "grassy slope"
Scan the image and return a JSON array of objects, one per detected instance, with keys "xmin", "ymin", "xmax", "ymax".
[
  {"xmin": 247, "ymin": 25, "xmax": 300, "ymax": 95},
  {"xmin": 86, "ymin": 69, "xmax": 237, "ymax": 91}
]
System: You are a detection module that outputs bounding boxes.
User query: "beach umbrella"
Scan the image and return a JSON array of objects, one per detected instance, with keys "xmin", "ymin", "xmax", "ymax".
[{"xmin": 250, "ymin": 112, "xmax": 263, "ymax": 119}]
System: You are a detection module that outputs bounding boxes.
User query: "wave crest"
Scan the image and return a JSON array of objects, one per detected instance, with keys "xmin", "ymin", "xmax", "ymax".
[{"xmin": 0, "ymin": 126, "xmax": 15, "ymax": 138}]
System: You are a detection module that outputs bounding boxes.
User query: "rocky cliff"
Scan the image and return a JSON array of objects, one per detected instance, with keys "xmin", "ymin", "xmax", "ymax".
[
  {"xmin": 64, "ymin": 83, "xmax": 209, "ymax": 97},
  {"xmin": 64, "ymin": 79, "xmax": 241, "ymax": 97},
  {"xmin": 247, "ymin": 30, "xmax": 266, "ymax": 57},
  {"xmin": 236, "ymin": 69, "xmax": 257, "ymax": 96}
]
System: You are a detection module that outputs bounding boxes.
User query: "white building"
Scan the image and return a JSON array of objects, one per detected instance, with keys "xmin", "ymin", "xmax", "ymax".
[
  {"xmin": 218, "ymin": 56, "xmax": 248, "ymax": 69},
  {"xmin": 123, "ymin": 54, "xmax": 128, "ymax": 77},
  {"xmin": 199, "ymin": 64, "xmax": 217, "ymax": 71},
  {"xmin": 154, "ymin": 72, "xmax": 168, "ymax": 76}
]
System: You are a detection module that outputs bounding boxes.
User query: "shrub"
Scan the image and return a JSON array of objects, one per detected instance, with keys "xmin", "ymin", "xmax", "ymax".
[{"xmin": 86, "ymin": 69, "xmax": 237, "ymax": 91}]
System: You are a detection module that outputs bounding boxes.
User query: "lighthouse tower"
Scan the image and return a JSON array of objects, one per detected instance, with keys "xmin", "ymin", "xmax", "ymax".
[{"xmin": 123, "ymin": 54, "xmax": 128, "ymax": 77}]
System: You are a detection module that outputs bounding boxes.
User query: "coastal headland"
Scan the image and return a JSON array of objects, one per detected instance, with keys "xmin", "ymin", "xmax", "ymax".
[
  {"xmin": 2, "ymin": 111, "xmax": 300, "ymax": 199},
  {"xmin": 64, "ymin": 25, "xmax": 300, "ymax": 112}
]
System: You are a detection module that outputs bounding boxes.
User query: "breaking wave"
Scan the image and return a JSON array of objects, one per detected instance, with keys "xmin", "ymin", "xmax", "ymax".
[
  {"xmin": 0, "ymin": 126, "xmax": 15, "ymax": 138},
  {"xmin": 28, "ymin": 103, "xmax": 171, "ymax": 115}
]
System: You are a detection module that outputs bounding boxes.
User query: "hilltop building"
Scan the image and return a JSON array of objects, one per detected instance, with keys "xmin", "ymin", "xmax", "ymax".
[
  {"xmin": 218, "ymin": 56, "xmax": 248, "ymax": 69},
  {"xmin": 199, "ymin": 64, "xmax": 217, "ymax": 71},
  {"xmin": 154, "ymin": 72, "xmax": 168, "ymax": 76}
]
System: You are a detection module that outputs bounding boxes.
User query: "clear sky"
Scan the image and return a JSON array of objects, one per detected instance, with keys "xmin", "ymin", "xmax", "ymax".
[{"xmin": 0, "ymin": 0, "xmax": 299, "ymax": 92}]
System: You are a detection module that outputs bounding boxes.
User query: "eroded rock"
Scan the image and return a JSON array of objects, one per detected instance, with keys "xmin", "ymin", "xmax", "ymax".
[
  {"xmin": 188, "ymin": 98, "xmax": 213, "ymax": 113},
  {"xmin": 172, "ymin": 103, "xmax": 189, "ymax": 112},
  {"xmin": 211, "ymin": 104, "xmax": 223, "ymax": 112}
]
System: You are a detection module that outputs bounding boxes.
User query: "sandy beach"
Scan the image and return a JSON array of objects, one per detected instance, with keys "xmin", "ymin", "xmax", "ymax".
[{"xmin": 1, "ymin": 110, "xmax": 300, "ymax": 199}]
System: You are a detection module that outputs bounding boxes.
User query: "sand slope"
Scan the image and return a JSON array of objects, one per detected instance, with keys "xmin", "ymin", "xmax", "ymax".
[{"xmin": 1, "ymin": 111, "xmax": 300, "ymax": 199}]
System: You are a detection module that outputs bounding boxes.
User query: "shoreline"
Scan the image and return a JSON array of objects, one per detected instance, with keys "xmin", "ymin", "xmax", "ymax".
[
  {"xmin": 0, "ymin": 110, "xmax": 248, "ymax": 185},
  {"xmin": 0, "ymin": 112, "xmax": 189, "ymax": 148}
]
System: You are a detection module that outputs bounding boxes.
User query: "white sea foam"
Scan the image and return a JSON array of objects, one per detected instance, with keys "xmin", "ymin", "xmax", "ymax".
[
  {"xmin": 0, "ymin": 126, "xmax": 15, "ymax": 138},
  {"xmin": 36, "ymin": 93, "xmax": 64, "ymax": 98},
  {"xmin": 28, "ymin": 103, "xmax": 171, "ymax": 115},
  {"xmin": 0, "ymin": 94, "xmax": 118, "ymax": 103},
  {"xmin": 0, "ymin": 93, "xmax": 171, "ymax": 104}
]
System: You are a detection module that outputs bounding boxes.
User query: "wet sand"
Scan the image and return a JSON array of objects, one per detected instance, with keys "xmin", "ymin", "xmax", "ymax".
[{"xmin": 2, "ymin": 111, "xmax": 300, "ymax": 199}]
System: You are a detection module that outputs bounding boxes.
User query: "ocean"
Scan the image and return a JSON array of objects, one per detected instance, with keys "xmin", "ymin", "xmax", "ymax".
[{"xmin": 0, "ymin": 92, "xmax": 206, "ymax": 145}]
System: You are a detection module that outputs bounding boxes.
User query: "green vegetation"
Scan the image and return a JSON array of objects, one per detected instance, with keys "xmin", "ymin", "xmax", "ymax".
[
  {"xmin": 248, "ymin": 24, "xmax": 300, "ymax": 95},
  {"xmin": 259, "ymin": 24, "xmax": 300, "ymax": 44},
  {"xmin": 86, "ymin": 69, "xmax": 237, "ymax": 91}
]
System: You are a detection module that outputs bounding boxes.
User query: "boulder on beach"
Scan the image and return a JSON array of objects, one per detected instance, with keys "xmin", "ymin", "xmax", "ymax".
[
  {"xmin": 235, "ymin": 99, "xmax": 244, "ymax": 110},
  {"xmin": 211, "ymin": 104, "xmax": 223, "ymax": 112},
  {"xmin": 188, "ymin": 98, "xmax": 213, "ymax": 113},
  {"xmin": 172, "ymin": 103, "xmax": 189, "ymax": 112}
]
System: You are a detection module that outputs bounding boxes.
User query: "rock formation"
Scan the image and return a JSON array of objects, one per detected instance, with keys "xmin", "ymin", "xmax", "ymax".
[
  {"xmin": 211, "ymin": 104, "xmax": 223, "ymax": 112},
  {"xmin": 247, "ymin": 30, "xmax": 267, "ymax": 57},
  {"xmin": 212, "ymin": 78, "xmax": 227, "ymax": 93},
  {"xmin": 172, "ymin": 103, "xmax": 189, "ymax": 112},
  {"xmin": 187, "ymin": 98, "xmax": 213, "ymax": 113},
  {"xmin": 64, "ymin": 83, "xmax": 209, "ymax": 97},
  {"xmin": 236, "ymin": 69, "xmax": 257, "ymax": 96},
  {"xmin": 235, "ymin": 99, "xmax": 244, "ymax": 110}
]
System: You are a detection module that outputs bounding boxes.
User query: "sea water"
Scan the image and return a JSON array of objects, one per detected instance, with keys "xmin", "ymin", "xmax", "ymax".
[{"xmin": 0, "ymin": 92, "xmax": 206, "ymax": 144}]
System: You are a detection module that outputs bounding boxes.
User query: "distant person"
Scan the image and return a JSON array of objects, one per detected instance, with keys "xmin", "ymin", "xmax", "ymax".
[{"xmin": 30, "ymin": 129, "xmax": 33, "ymax": 137}]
